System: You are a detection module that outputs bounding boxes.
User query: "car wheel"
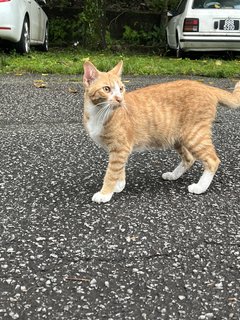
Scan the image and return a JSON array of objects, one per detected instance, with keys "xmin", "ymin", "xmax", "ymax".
[
  {"xmin": 39, "ymin": 24, "xmax": 49, "ymax": 52},
  {"xmin": 16, "ymin": 18, "xmax": 30, "ymax": 54},
  {"xmin": 176, "ymin": 41, "xmax": 184, "ymax": 58},
  {"xmin": 175, "ymin": 34, "xmax": 185, "ymax": 58}
]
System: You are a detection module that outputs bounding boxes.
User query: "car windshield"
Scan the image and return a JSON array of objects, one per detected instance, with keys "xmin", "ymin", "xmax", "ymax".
[{"xmin": 192, "ymin": 0, "xmax": 240, "ymax": 8}]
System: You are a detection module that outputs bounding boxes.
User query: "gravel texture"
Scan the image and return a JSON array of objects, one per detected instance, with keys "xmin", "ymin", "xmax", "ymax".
[{"xmin": 0, "ymin": 73, "xmax": 239, "ymax": 320}]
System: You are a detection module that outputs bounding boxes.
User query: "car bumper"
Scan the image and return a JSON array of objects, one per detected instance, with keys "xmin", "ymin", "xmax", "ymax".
[
  {"xmin": 0, "ymin": 27, "xmax": 20, "ymax": 43},
  {"xmin": 0, "ymin": 4, "xmax": 22, "ymax": 42},
  {"xmin": 180, "ymin": 34, "xmax": 240, "ymax": 51}
]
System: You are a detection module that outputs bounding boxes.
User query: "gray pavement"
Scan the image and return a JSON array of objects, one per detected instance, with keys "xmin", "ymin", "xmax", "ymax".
[{"xmin": 0, "ymin": 73, "xmax": 239, "ymax": 320}]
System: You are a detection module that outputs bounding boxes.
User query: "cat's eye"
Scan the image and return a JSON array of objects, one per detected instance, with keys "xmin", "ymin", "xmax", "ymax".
[
  {"xmin": 103, "ymin": 86, "xmax": 111, "ymax": 93},
  {"xmin": 119, "ymin": 86, "xmax": 124, "ymax": 92}
]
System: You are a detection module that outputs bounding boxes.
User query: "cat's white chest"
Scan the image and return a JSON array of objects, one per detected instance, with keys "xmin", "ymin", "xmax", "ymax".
[{"xmin": 85, "ymin": 102, "xmax": 105, "ymax": 146}]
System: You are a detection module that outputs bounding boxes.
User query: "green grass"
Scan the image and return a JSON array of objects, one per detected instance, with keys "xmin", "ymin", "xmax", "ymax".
[{"xmin": 1, "ymin": 47, "xmax": 240, "ymax": 78}]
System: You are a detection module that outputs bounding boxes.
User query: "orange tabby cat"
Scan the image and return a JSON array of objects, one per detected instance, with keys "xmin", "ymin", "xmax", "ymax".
[{"xmin": 83, "ymin": 61, "xmax": 240, "ymax": 203}]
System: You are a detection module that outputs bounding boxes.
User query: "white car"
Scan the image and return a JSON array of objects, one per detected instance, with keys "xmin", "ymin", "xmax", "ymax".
[
  {"xmin": 0, "ymin": 0, "xmax": 48, "ymax": 53},
  {"xmin": 166, "ymin": 0, "xmax": 240, "ymax": 57}
]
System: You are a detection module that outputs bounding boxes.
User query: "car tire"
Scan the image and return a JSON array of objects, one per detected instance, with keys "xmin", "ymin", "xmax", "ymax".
[
  {"xmin": 39, "ymin": 24, "xmax": 49, "ymax": 52},
  {"xmin": 176, "ymin": 36, "xmax": 184, "ymax": 58},
  {"xmin": 16, "ymin": 18, "xmax": 30, "ymax": 54}
]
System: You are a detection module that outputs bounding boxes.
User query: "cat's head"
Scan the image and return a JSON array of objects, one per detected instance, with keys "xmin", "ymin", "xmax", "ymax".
[{"xmin": 83, "ymin": 61, "xmax": 125, "ymax": 109}]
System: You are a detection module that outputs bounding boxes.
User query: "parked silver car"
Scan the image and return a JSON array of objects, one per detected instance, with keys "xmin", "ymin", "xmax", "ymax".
[
  {"xmin": 166, "ymin": 0, "xmax": 240, "ymax": 57},
  {"xmin": 0, "ymin": 0, "xmax": 48, "ymax": 53}
]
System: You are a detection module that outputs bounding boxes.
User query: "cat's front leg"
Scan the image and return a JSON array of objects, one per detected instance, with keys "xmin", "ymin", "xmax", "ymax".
[
  {"xmin": 92, "ymin": 151, "xmax": 129, "ymax": 203},
  {"xmin": 114, "ymin": 170, "xmax": 126, "ymax": 193},
  {"xmin": 92, "ymin": 179, "xmax": 126, "ymax": 203}
]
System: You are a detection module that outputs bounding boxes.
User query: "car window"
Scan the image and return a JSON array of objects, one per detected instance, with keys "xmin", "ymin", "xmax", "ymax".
[{"xmin": 192, "ymin": 0, "xmax": 240, "ymax": 8}]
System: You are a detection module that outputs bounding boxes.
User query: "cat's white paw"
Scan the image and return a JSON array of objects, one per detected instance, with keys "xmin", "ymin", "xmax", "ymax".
[
  {"xmin": 162, "ymin": 172, "xmax": 176, "ymax": 181},
  {"xmin": 188, "ymin": 183, "xmax": 205, "ymax": 195},
  {"xmin": 114, "ymin": 180, "xmax": 126, "ymax": 193},
  {"xmin": 92, "ymin": 192, "xmax": 113, "ymax": 203}
]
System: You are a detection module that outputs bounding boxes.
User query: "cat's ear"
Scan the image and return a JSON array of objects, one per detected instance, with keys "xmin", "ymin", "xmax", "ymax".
[
  {"xmin": 83, "ymin": 61, "xmax": 99, "ymax": 87},
  {"xmin": 109, "ymin": 60, "xmax": 123, "ymax": 77}
]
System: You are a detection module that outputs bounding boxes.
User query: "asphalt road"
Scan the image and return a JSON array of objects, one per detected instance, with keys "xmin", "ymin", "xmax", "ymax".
[{"xmin": 0, "ymin": 73, "xmax": 239, "ymax": 320}]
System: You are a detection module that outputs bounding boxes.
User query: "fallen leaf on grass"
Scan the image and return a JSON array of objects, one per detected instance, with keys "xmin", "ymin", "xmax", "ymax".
[{"xmin": 215, "ymin": 60, "xmax": 222, "ymax": 66}]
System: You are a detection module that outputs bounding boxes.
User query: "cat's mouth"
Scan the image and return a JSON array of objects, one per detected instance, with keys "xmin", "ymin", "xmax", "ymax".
[{"xmin": 110, "ymin": 100, "xmax": 124, "ymax": 110}]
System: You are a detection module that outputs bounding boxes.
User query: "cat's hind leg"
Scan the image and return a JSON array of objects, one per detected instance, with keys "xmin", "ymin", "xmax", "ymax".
[
  {"xmin": 162, "ymin": 161, "xmax": 190, "ymax": 181},
  {"xmin": 162, "ymin": 144, "xmax": 195, "ymax": 181},
  {"xmin": 187, "ymin": 145, "xmax": 220, "ymax": 195}
]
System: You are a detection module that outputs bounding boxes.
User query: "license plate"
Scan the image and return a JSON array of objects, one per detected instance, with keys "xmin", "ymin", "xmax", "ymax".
[{"xmin": 219, "ymin": 18, "xmax": 239, "ymax": 30}]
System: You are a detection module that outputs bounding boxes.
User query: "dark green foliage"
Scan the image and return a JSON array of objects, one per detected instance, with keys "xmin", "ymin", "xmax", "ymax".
[
  {"xmin": 0, "ymin": 55, "xmax": 7, "ymax": 70},
  {"xmin": 49, "ymin": 17, "xmax": 83, "ymax": 45},
  {"xmin": 80, "ymin": 0, "xmax": 107, "ymax": 49},
  {"xmin": 46, "ymin": 0, "xmax": 78, "ymax": 9},
  {"xmin": 145, "ymin": 0, "xmax": 166, "ymax": 10},
  {"xmin": 123, "ymin": 25, "xmax": 166, "ymax": 47},
  {"xmin": 45, "ymin": 0, "xmax": 180, "ymax": 49}
]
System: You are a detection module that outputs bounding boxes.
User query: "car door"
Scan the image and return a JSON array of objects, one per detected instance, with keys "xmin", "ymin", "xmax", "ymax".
[
  {"xmin": 29, "ymin": 0, "xmax": 42, "ymax": 42},
  {"xmin": 35, "ymin": 0, "xmax": 47, "ymax": 42}
]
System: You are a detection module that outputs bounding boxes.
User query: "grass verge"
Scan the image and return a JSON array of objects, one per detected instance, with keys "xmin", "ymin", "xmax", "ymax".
[{"xmin": 0, "ymin": 47, "xmax": 240, "ymax": 78}]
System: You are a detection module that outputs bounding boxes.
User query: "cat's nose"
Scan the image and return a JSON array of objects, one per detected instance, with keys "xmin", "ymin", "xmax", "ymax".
[{"xmin": 115, "ymin": 96, "xmax": 122, "ymax": 103}]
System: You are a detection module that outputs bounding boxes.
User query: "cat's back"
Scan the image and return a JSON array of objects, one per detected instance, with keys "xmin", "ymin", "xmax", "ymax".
[
  {"xmin": 126, "ymin": 79, "xmax": 207, "ymax": 98},
  {"xmin": 124, "ymin": 79, "xmax": 216, "ymax": 112}
]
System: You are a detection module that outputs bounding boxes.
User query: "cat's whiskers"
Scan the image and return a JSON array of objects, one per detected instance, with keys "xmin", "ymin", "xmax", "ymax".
[
  {"xmin": 96, "ymin": 103, "xmax": 112, "ymax": 125},
  {"xmin": 96, "ymin": 107, "xmax": 108, "ymax": 124},
  {"xmin": 95, "ymin": 102, "xmax": 110, "ymax": 115},
  {"xmin": 102, "ymin": 104, "xmax": 113, "ymax": 124},
  {"xmin": 102, "ymin": 108, "xmax": 110, "ymax": 124},
  {"xmin": 122, "ymin": 102, "xmax": 128, "ymax": 113},
  {"xmin": 96, "ymin": 101, "xmax": 108, "ymax": 107}
]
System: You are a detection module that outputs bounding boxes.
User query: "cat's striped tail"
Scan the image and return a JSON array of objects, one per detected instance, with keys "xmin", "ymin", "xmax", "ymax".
[{"xmin": 215, "ymin": 81, "xmax": 240, "ymax": 109}]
